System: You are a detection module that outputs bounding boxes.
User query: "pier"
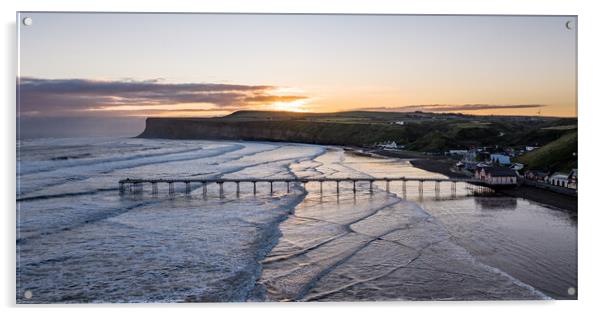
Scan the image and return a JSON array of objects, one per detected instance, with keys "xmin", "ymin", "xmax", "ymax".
[{"xmin": 119, "ymin": 177, "xmax": 491, "ymax": 198}]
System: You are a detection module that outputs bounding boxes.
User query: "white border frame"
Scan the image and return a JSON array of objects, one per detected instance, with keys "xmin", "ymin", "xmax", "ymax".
[{"xmin": 3, "ymin": 1, "xmax": 601, "ymax": 315}]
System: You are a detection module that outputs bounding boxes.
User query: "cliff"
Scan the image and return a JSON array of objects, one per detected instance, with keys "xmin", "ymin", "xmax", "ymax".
[{"xmin": 138, "ymin": 117, "xmax": 406, "ymax": 146}]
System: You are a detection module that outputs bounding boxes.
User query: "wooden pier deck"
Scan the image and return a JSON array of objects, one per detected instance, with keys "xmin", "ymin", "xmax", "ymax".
[{"xmin": 119, "ymin": 176, "xmax": 490, "ymax": 197}]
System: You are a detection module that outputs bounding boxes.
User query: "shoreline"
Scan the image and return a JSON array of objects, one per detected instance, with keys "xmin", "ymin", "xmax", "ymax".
[{"xmin": 371, "ymin": 149, "xmax": 578, "ymax": 214}]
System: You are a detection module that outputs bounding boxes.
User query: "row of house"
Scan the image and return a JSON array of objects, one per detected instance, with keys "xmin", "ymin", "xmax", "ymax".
[
  {"xmin": 472, "ymin": 166, "xmax": 579, "ymax": 189},
  {"xmin": 470, "ymin": 165, "xmax": 578, "ymax": 189},
  {"xmin": 525, "ymin": 169, "xmax": 578, "ymax": 189},
  {"xmin": 375, "ymin": 142, "xmax": 576, "ymax": 189},
  {"xmin": 449, "ymin": 149, "xmax": 513, "ymax": 167},
  {"xmin": 451, "ymin": 146, "xmax": 577, "ymax": 189},
  {"xmin": 448, "ymin": 145, "xmax": 541, "ymax": 165}
]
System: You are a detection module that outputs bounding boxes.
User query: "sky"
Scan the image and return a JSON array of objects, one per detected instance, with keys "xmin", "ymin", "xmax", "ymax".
[{"xmin": 17, "ymin": 13, "xmax": 577, "ymax": 137}]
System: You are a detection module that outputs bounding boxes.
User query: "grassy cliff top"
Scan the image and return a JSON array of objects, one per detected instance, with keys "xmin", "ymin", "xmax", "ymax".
[
  {"xmin": 220, "ymin": 110, "xmax": 573, "ymax": 123},
  {"xmin": 516, "ymin": 131, "xmax": 577, "ymax": 172}
]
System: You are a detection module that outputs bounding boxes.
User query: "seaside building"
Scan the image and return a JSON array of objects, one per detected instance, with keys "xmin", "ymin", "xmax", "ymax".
[
  {"xmin": 547, "ymin": 172, "xmax": 570, "ymax": 187},
  {"xmin": 475, "ymin": 166, "xmax": 518, "ymax": 186},
  {"xmin": 376, "ymin": 141, "xmax": 399, "ymax": 150},
  {"xmin": 490, "ymin": 153, "xmax": 511, "ymax": 165},
  {"xmin": 525, "ymin": 170, "xmax": 548, "ymax": 182}
]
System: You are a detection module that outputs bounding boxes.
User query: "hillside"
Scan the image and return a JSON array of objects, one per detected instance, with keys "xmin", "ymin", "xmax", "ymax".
[
  {"xmin": 516, "ymin": 131, "xmax": 578, "ymax": 172},
  {"xmin": 138, "ymin": 110, "xmax": 577, "ymax": 153}
]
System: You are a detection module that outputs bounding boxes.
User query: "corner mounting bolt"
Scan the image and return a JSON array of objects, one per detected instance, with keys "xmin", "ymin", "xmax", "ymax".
[{"xmin": 23, "ymin": 17, "xmax": 33, "ymax": 26}]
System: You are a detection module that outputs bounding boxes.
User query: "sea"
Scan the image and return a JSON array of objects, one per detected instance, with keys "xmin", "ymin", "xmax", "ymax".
[{"xmin": 16, "ymin": 137, "xmax": 577, "ymax": 303}]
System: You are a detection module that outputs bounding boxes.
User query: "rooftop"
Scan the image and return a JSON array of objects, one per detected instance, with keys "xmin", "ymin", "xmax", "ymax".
[{"xmin": 478, "ymin": 166, "xmax": 518, "ymax": 177}]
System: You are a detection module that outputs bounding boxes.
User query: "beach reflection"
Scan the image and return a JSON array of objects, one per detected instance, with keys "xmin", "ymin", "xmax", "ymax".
[
  {"xmin": 258, "ymin": 149, "xmax": 577, "ymax": 301},
  {"xmin": 474, "ymin": 197, "xmax": 518, "ymax": 210}
]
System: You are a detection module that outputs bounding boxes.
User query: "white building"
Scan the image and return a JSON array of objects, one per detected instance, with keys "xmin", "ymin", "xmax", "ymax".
[
  {"xmin": 377, "ymin": 141, "xmax": 398, "ymax": 150},
  {"xmin": 548, "ymin": 173, "xmax": 569, "ymax": 187}
]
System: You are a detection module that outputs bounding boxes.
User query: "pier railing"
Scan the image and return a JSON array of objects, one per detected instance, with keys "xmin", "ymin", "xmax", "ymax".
[{"xmin": 118, "ymin": 176, "xmax": 490, "ymax": 198}]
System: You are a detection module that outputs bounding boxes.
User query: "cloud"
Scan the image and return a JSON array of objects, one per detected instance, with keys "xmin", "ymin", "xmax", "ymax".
[
  {"xmin": 17, "ymin": 77, "xmax": 306, "ymax": 116},
  {"xmin": 358, "ymin": 104, "xmax": 547, "ymax": 113}
]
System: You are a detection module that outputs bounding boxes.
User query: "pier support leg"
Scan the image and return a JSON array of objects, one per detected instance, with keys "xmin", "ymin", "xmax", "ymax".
[
  {"xmin": 219, "ymin": 182, "xmax": 224, "ymax": 199},
  {"xmin": 336, "ymin": 181, "xmax": 340, "ymax": 195},
  {"xmin": 152, "ymin": 182, "xmax": 158, "ymax": 195},
  {"xmin": 185, "ymin": 182, "xmax": 191, "ymax": 195},
  {"xmin": 402, "ymin": 181, "xmax": 407, "ymax": 198},
  {"xmin": 253, "ymin": 182, "xmax": 257, "ymax": 195},
  {"xmin": 168, "ymin": 182, "xmax": 174, "ymax": 195},
  {"xmin": 369, "ymin": 180, "xmax": 374, "ymax": 194},
  {"xmin": 270, "ymin": 181, "xmax": 273, "ymax": 195},
  {"xmin": 202, "ymin": 182, "xmax": 207, "ymax": 200},
  {"xmin": 135, "ymin": 183, "xmax": 143, "ymax": 194},
  {"xmin": 236, "ymin": 182, "xmax": 240, "ymax": 198},
  {"xmin": 287, "ymin": 181, "xmax": 290, "ymax": 193},
  {"xmin": 320, "ymin": 181, "xmax": 323, "ymax": 195},
  {"xmin": 119, "ymin": 182, "xmax": 125, "ymax": 195},
  {"xmin": 353, "ymin": 181, "xmax": 356, "ymax": 194},
  {"xmin": 386, "ymin": 180, "xmax": 390, "ymax": 193}
]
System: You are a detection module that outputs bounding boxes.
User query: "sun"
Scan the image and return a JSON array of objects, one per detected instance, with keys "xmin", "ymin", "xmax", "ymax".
[{"xmin": 271, "ymin": 99, "xmax": 309, "ymax": 112}]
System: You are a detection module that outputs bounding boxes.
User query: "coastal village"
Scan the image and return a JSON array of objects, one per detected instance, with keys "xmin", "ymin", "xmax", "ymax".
[{"xmin": 375, "ymin": 141, "xmax": 578, "ymax": 194}]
